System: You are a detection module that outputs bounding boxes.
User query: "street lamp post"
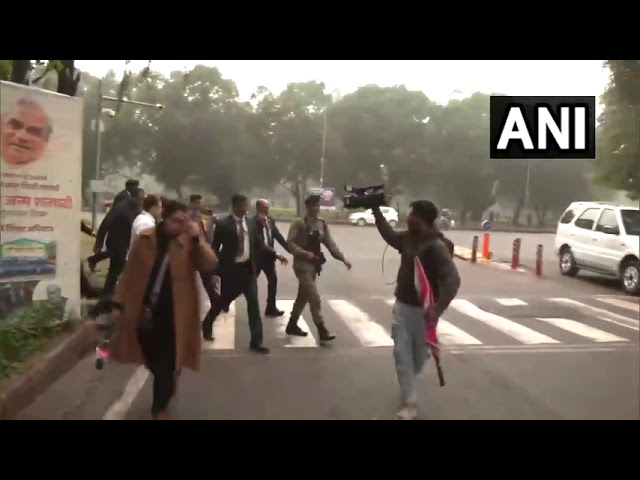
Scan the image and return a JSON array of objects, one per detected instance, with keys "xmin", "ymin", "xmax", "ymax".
[
  {"xmin": 320, "ymin": 108, "xmax": 327, "ymax": 188},
  {"xmin": 90, "ymin": 80, "xmax": 164, "ymax": 229}
]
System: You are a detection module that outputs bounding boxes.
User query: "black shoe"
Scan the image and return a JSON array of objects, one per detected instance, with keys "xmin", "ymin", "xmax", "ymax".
[
  {"xmin": 202, "ymin": 323, "xmax": 214, "ymax": 342},
  {"xmin": 285, "ymin": 322, "xmax": 308, "ymax": 337},
  {"xmin": 250, "ymin": 344, "xmax": 270, "ymax": 354},
  {"xmin": 265, "ymin": 308, "xmax": 285, "ymax": 317},
  {"xmin": 222, "ymin": 306, "xmax": 229, "ymax": 313},
  {"xmin": 318, "ymin": 324, "xmax": 336, "ymax": 342}
]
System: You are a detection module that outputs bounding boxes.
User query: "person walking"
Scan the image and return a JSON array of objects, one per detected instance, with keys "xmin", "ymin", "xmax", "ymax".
[
  {"xmin": 110, "ymin": 200, "xmax": 218, "ymax": 420},
  {"xmin": 253, "ymin": 198, "xmax": 290, "ymax": 317},
  {"xmin": 372, "ymin": 200, "xmax": 460, "ymax": 420},
  {"xmin": 93, "ymin": 188, "xmax": 145, "ymax": 297},
  {"xmin": 202, "ymin": 194, "xmax": 287, "ymax": 354},
  {"xmin": 286, "ymin": 194, "xmax": 352, "ymax": 342}
]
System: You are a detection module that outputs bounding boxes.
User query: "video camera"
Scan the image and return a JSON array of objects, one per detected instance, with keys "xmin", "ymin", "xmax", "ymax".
[{"xmin": 343, "ymin": 185, "xmax": 387, "ymax": 210}]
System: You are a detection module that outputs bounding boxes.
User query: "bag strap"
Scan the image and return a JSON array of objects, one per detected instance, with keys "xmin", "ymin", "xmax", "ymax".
[{"xmin": 148, "ymin": 254, "xmax": 170, "ymax": 309}]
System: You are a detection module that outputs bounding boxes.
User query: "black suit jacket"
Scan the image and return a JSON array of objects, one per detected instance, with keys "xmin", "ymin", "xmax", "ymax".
[
  {"xmin": 253, "ymin": 216, "xmax": 290, "ymax": 257},
  {"xmin": 95, "ymin": 201, "xmax": 139, "ymax": 254},
  {"xmin": 212, "ymin": 214, "xmax": 276, "ymax": 276}
]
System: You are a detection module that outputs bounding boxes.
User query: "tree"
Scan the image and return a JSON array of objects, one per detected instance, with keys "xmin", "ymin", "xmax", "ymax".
[
  {"xmin": 425, "ymin": 93, "xmax": 494, "ymax": 221},
  {"xmin": 256, "ymin": 81, "xmax": 330, "ymax": 214},
  {"xmin": 324, "ymin": 85, "xmax": 436, "ymax": 198},
  {"xmin": 593, "ymin": 60, "xmax": 640, "ymax": 200}
]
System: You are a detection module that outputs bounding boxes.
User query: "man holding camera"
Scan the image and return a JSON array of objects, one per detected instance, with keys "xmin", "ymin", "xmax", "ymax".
[
  {"xmin": 286, "ymin": 194, "xmax": 352, "ymax": 342},
  {"xmin": 372, "ymin": 200, "xmax": 460, "ymax": 420}
]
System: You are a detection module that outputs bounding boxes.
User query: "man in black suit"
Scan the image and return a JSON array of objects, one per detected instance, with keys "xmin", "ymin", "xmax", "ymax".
[
  {"xmin": 253, "ymin": 198, "xmax": 290, "ymax": 317},
  {"xmin": 112, "ymin": 179, "xmax": 140, "ymax": 207},
  {"xmin": 94, "ymin": 188, "xmax": 144, "ymax": 296},
  {"xmin": 203, "ymin": 194, "xmax": 287, "ymax": 354}
]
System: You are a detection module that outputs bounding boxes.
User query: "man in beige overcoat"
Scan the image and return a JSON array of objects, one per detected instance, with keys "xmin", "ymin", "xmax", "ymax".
[{"xmin": 110, "ymin": 200, "xmax": 218, "ymax": 420}]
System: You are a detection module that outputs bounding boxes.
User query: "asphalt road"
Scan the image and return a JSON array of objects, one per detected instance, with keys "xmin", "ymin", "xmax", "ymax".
[{"xmin": 20, "ymin": 222, "xmax": 640, "ymax": 420}]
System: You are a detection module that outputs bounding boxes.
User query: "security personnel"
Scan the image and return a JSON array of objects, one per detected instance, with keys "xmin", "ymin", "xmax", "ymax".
[{"xmin": 286, "ymin": 194, "xmax": 352, "ymax": 342}]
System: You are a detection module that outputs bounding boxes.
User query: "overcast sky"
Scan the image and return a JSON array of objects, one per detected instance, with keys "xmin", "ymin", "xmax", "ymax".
[{"xmin": 75, "ymin": 60, "xmax": 610, "ymax": 105}]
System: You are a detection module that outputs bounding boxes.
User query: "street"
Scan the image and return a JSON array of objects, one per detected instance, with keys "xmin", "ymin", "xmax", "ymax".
[{"xmin": 20, "ymin": 222, "xmax": 640, "ymax": 420}]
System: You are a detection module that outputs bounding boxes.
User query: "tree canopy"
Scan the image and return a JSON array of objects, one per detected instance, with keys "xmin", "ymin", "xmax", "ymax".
[{"xmin": 1, "ymin": 60, "xmax": 631, "ymax": 223}]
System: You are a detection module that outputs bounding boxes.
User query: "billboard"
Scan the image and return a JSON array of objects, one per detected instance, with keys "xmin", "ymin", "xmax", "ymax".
[{"xmin": 0, "ymin": 81, "xmax": 83, "ymax": 322}]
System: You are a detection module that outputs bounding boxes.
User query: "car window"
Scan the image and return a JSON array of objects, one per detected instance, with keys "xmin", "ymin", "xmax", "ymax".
[
  {"xmin": 559, "ymin": 208, "xmax": 577, "ymax": 224},
  {"xmin": 595, "ymin": 209, "xmax": 619, "ymax": 232},
  {"xmin": 574, "ymin": 208, "xmax": 600, "ymax": 230},
  {"xmin": 621, "ymin": 210, "xmax": 640, "ymax": 236}
]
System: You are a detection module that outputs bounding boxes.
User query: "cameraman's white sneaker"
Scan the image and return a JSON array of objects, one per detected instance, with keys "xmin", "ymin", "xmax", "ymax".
[{"xmin": 395, "ymin": 404, "xmax": 418, "ymax": 420}]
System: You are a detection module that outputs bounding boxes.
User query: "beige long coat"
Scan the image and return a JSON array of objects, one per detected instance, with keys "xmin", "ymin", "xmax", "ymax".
[{"xmin": 111, "ymin": 227, "xmax": 218, "ymax": 372}]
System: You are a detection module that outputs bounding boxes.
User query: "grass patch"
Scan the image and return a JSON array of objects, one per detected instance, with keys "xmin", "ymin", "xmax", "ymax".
[{"xmin": 0, "ymin": 302, "xmax": 78, "ymax": 380}]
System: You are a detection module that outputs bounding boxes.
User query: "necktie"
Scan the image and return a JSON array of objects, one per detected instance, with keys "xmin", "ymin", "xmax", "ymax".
[
  {"xmin": 264, "ymin": 221, "xmax": 271, "ymax": 245},
  {"xmin": 237, "ymin": 220, "xmax": 245, "ymax": 257}
]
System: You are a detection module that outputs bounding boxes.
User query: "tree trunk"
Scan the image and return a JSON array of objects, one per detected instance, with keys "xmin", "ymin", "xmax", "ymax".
[
  {"xmin": 56, "ymin": 60, "xmax": 80, "ymax": 96},
  {"xmin": 511, "ymin": 196, "xmax": 524, "ymax": 225},
  {"xmin": 9, "ymin": 60, "xmax": 31, "ymax": 85}
]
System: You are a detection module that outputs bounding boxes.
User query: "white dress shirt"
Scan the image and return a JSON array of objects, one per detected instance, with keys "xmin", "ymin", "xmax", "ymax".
[
  {"xmin": 129, "ymin": 211, "xmax": 156, "ymax": 255},
  {"xmin": 233, "ymin": 215, "xmax": 250, "ymax": 263}
]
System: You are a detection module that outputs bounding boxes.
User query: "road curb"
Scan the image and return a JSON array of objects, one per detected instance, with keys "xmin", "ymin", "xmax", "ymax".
[
  {"xmin": 453, "ymin": 246, "xmax": 526, "ymax": 272},
  {"xmin": 271, "ymin": 217, "xmax": 555, "ymax": 234},
  {"xmin": 0, "ymin": 320, "xmax": 97, "ymax": 420}
]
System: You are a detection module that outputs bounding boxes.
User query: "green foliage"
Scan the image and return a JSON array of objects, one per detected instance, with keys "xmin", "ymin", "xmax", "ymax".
[
  {"xmin": 0, "ymin": 302, "xmax": 78, "ymax": 380},
  {"xmin": 594, "ymin": 60, "xmax": 640, "ymax": 200},
  {"xmin": 4, "ymin": 60, "xmax": 610, "ymax": 224}
]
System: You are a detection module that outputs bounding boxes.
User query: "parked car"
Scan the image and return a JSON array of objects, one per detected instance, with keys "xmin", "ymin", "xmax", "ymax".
[
  {"xmin": 348, "ymin": 207, "xmax": 399, "ymax": 227},
  {"xmin": 555, "ymin": 201, "xmax": 640, "ymax": 295}
]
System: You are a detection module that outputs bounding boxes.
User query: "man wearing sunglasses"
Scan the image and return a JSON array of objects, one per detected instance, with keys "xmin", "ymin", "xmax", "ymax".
[{"xmin": 1, "ymin": 98, "xmax": 52, "ymax": 167}]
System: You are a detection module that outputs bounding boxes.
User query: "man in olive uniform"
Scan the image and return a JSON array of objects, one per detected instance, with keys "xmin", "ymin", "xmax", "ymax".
[{"xmin": 286, "ymin": 194, "xmax": 352, "ymax": 342}]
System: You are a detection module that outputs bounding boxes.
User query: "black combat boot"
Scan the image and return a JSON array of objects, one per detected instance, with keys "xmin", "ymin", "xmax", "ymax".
[
  {"xmin": 317, "ymin": 323, "xmax": 336, "ymax": 342},
  {"xmin": 285, "ymin": 318, "xmax": 308, "ymax": 337}
]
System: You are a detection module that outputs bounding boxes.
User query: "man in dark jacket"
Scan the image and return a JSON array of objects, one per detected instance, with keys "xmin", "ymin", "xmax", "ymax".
[
  {"xmin": 372, "ymin": 200, "xmax": 460, "ymax": 420},
  {"xmin": 253, "ymin": 198, "xmax": 290, "ymax": 317},
  {"xmin": 94, "ymin": 188, "xmax": 144, "ymax": 296},
  {"xmin": 112, "ymin": 179, "xmax": 140, "ymax": 207}
]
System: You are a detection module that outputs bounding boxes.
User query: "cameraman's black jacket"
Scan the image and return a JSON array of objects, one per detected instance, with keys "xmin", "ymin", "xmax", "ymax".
[{"xmin": 373, "ymin": 209, "xmax": 460, "ymax": 317}]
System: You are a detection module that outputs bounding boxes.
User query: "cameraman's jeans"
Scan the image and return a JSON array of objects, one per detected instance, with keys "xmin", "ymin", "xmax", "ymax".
[{"xmin": 391, "ymin": 300, "xmax": 430, "ymax": 405}]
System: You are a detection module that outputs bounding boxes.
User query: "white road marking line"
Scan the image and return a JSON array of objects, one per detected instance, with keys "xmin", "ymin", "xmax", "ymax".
[
  {"xmin": 536, "ymin": 317, "xmax": 628, "ymax": 343},
  {"xmin": 596, "ymin": 316, "xmax": 639, "ymax": 332},
  {"xmin": 385, "ymin": 298, "xmax": 481, "ymax": 345},
  {"xmin": 103, "ymin": 366, "xmax": 149, "ymax": 420},
  {"xmin": 329, "ymin": 299, "xmax": 393, "ymax": 347},
  {"xmin": 205, "ymin": 301, "xmax": 236, "ymax": 350},
  {"xmin": 595, "ymin": 297, "xmax": 640, "ymax": 313},
  {"xmin": 495, "ymin": 298, "xmax": 528, "ymax": 306},
  {"xmin": 437, "ymin": 319, "xmax": 483, "ymax": 345},
  {"xmin": 549, "ymin": 298, "xmax": 639, "ymax": 329},
  {"xmin": 274, "ymin": 300, "xmax": 318, "ymax": 348},
  {"xmin": 450, "ymin": 299, "xmax": 559, "ymax": 345}
]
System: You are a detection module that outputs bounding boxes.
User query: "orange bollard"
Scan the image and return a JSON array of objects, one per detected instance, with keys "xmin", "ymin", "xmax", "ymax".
[{"xmin": 481, "ymin": 233, "xmax": 490, "ymax": 259}]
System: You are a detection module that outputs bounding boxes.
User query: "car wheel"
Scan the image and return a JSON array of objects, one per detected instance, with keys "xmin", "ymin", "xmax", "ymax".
[
  {"xmin": 559, "ymin": 247, "xmax": 579, "ymax": 276},
  {"xmin": 388, "ymin": 220, "xmax": 397, "ymax": 228},
  {"xmin": 357, "ymin": 219, "xmax": 366, "ymax": 226},
  {"xmin": 620, "ymin": 259, "xmax": 640, "ymax": 296}
]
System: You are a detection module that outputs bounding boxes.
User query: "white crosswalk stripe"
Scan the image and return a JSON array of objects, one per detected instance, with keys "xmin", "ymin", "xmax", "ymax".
[{"xmin": 201, "ymin": 295, "xmax": 640, "ymax": 353}]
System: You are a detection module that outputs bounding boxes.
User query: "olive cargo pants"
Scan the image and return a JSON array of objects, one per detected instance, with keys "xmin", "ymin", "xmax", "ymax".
[{"xmin": 291, "ymin": 262, "xmax": 323, "ymax": 326}]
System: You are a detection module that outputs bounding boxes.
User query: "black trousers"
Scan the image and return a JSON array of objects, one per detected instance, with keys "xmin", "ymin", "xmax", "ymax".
[
  {"xmin": 204, "ymin": 262, "xmax": 263, "ymax": 346},
  {"xmin": 102, "ymin": 251, "xmax": 126, "ymax": 296},
  {"xmin": 87, "ymin": 251, "xmax": 110, "ymax": 265},
  {"xmin": 137, "ymin": 310, "xmax": 176, "ymax": 416},
  {"xmin": 256, "ymin": 259, "xmax": 278, "ymax": 312}
]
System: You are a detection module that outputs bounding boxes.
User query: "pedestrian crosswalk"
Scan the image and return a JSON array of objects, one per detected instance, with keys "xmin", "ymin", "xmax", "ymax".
[{"xmin": 202, "ymin": 295, "xmax": 639, "ymax": 354}]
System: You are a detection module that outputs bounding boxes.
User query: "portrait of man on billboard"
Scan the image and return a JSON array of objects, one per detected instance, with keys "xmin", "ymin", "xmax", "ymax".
[{"xmin": 1, "ymin": 97, "xmax": 53, "ymax": 167}]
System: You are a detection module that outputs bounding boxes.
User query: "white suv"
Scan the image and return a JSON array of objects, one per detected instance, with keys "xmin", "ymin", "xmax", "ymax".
[
  {"xmin": 555, "ymin": 201, "xmax": 640, "ymax": 295},
  {"xmin": 348, "ymin": 207, "xmax": 399, "ymax": 227}
]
